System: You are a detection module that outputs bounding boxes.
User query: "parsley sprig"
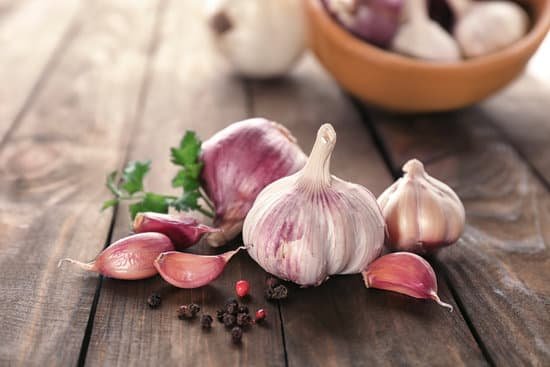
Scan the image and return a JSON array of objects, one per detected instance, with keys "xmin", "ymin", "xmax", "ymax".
[{"xmin": 102, "ymin": 131, "xmax": 215, "ymax": 219}]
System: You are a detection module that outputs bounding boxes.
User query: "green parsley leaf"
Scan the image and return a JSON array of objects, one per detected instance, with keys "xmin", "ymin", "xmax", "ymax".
[
  {"xmin": 170, "ymin": 191, "xmax": 201, "ymax": 212},
  {"xmin": 101, "ymin": 198, "xmax": 119, "ymax": 211},
  {"xmin": 129, "ymin": 192, "xmax": 169, "ymax": 219},
  {"xmin": 121, "ymin": 160, "xmax": 151, "ymax": 195},
  {"xmin": 171, "ymin": 131, "xmax": 201, "ymax": 167}
]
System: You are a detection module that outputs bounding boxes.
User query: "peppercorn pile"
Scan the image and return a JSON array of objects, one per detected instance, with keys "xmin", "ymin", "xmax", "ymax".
[{"xmin": 146, "ymin": 277, "xmax": 286, "ymax": 345}]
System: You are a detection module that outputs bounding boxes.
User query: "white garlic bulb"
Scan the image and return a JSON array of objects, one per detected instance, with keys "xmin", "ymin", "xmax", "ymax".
[
  {"xmin": 243, "ymin": 124, "xmax": 385, "ymax": 286},
  {"xmin": 377, "ymin": 159, "xmax": 465, "ymax": 254},
  {"xmin": 206, "ymin": 0, "xmax": 306, "ymax": 78}
]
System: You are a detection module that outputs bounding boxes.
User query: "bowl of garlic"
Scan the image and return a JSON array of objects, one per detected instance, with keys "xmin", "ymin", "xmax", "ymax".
[{"xmin": 305, "ymin": 0, "xmax": 550, "ymax": 112}]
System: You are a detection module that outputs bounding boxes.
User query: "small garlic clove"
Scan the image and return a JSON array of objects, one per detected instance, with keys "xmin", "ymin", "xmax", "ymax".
[
  {"xmin": 59, "ymin": 233, "xmax": 174, "ymax": 280},
  {"xmin": 378, "ymin": 159, "xmax": 465, "ymax": 254},
  {"xmin": 362, "ymin": 252, "xmax": 453, "ymax": 311},
  {"xmin": 153, "ymin": 247, "xmax": 243, "ymax": 288},
  {"xmin": 201, "ymin": 118, "xmax": 307, "ymax": 247},
  {"xmin": 133, "ymin": 212, "xmax": 220, "ymax": 249}
]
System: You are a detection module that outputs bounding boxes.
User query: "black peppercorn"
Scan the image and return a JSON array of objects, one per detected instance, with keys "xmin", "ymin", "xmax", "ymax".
[
  {"xmin": 236, "ymin": 313, "xmax": 252, "ymax": 327},
  {"xmin": 231, "ymin": 326, "xmax": 243, "ymax": 344},
  {"xmin": 177, "ymin": 305, "xmax": 195, "ymax": 319},
  {"xmin": 189, "ymin": 303, "xmax": 201, "ymax": 315},
  {"xmin": 237, "ymin": 305, "xmax": 249, "ymax": 314},
  {"xmin": 147, "ymin": 292, "xmax": 161, "ymax": 309},
  {"xmin": 266, "ymin": 284, "xmax": 288, "ymax": 301},
  {"xmin": 200, "ymin": 314, "xmax": 213, "ymax": 329},
  {"xmin": 226, "ymin": 303, "xmax": 238, "ymax": 315},
  {"xmin": 223, "ymin": 313, "xmax": 236, "ymax": 328},
  {"xmin": 216, "ymin": 309, "xmax": 225, "ymax": 323},
  {"xmin": 224, "ymin": 297, "xmax": 239, "ymax": 309}
]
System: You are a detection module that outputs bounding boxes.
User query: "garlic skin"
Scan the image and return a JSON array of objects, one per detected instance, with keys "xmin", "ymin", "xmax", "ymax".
[
  {"xmin": 133, "ymin": 212, "xmax": 219, "ymax": 249},
  {"xmin": 59, "ymin": 233, "xmax": 175, "ymax": 280},
  {"xmin": 449, "ymin": 0, "xmax": 529, "ymax": 58},
  {"xmin": 201, "ymin": 118, "xmax": 307, "ymax": 247},
  {"xmin": 243, "ymin": 124, "xmax": 385, "ymax": 286},
  {"xmin": 392, "ymin": 0, "xmax": 460, "ymax": 61},
  {"xmin": 154, "ymin": 248, "xmax": 243, "ymax": 288},
  {"xmin": 362, "ymin": 252, "xmax": 453, "ymax": 310},
  {"xmin": 206, "ymin": 0, "xmax": 306, "ymax": 78},
  {"xmin": 378, "ymin": 159, "xmax": 465, "ymax": 254}
]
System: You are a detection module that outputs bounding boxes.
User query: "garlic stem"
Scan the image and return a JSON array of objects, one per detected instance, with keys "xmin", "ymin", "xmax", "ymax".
[
  {"xmin": 431, "ymin": 292, "xmax": 454, "ymax": 311},
  {"xmin": 298, "ymin": 123, "xmax": 336, "ymax": 190},
  {"xmin": 408, "ymin": 0, "xmax": 430, "ymax": 21}
]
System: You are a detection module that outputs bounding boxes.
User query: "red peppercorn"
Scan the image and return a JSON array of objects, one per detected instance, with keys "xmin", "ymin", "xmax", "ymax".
[
  {"xmin": 255, "ymin": 308, "xmax": 267, "ymax": 322},
  {"xmin": 235, "ymin": 280, "xmax": 250, "ymax": 298}
]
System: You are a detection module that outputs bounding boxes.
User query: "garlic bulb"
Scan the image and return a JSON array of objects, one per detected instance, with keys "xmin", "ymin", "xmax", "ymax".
[
  {"xmin": 243, "ymin": 124, "xmax": 385, "ymax": 286},
  {"xmin": 392, "ymin": 0, "xmax": 460, "ymax": 61},
  {"xmin": 206, "ymin": 0, "xmax": 306, "ymax": 78},
  {"xmin": 448, "ymin": 0, "xmax": 529, "ymax": 58},
  {"xmin": 377, "ymin": 159, "xmax": 465, "ymax": 254},
  {"xmin": 201, "ymin": 118, "xmax": 307, "ymax": 247}
]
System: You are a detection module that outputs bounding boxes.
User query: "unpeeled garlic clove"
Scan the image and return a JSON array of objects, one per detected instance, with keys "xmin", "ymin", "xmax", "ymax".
[
  {"xmin": 243, "ymin": 124, "xmax": 385, "ymax": 286},
  {"xmin": 153, "ymin": 247, "xmax": 243, "ymax": 288},
  {"xmin": 59, "ymin": 233, "xmax": 174, "ymax": 280},
  {"xmin": 362, "ymin": 252, "xmax": 453, "ymax": 310},
  {"xmin": 448, "ymin": 0, "xmax": 529, "ymax": 58},
  {"xmin": 392, "ymin": 0, "xmax": 460, "ymax": 61},
  {"xmin": 378, "ymin": 159, "xmax": 465, "ymax": 254},
  {"xmin": 201, "ymin": 118, "xmax": 307, "ymax": 247},
  {"xmin": 133, "ymin": 212, "xmax": 219, "ymax": 249}
]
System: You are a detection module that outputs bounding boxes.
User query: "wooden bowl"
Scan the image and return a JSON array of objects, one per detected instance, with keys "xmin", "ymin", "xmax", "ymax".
[{"xmin": 305, "ymin": 0, "xmax": 550, "ymax": 112}]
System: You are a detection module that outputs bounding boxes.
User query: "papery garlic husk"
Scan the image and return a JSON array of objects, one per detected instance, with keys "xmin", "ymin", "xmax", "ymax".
[
  {"xmin": 378, "ymin": 159, "xmax": 465, "ymax": 254},
  {"xmin": 243, "ymin": 123, "xmax": 385, "ymax": 286},
  {"xmin": 154, "ymin": 247, "xmax": 243, "ymax": 288},
  {"xmin": 206, "ymin": 0, "xmax": 306, "ymax": 78},
  {"xmin": 362, "ymin": 252, "xmax": 453, "ymax": 310},
  {"xmin": 201, "ymin": 118, "xmax": 307, "ymax": 247},
  {"xmin": 133, "ymin": 212, "xmax": 220, "ymax": 249},
  {"xmin": 59, "ymin": 233, "xmax": 174, "ymax": 280}
]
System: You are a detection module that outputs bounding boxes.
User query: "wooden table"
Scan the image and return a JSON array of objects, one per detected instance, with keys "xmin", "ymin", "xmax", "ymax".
[{"xmin": 1, "ymin": 1, "xmax": 548, "ymax": 366}]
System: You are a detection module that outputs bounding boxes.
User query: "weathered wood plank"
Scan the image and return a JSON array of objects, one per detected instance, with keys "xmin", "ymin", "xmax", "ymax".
[
  {"xmin": 0, "ymin": 0, "xmax": 159, "ymax": 365},
  {"xmin": 370, "ymin": 101, "xmax": 550, "ymax": 365},
  {"xmin": 85, "ymin": 1, "xmax": 285, "ymax": 366},
  {"xmin": 0, "ymin": 0, "xmax": 80, "ymax": 142},
  {"xmin": 250, "ymin": 57, "xmax": 487, "ymax": 366}
]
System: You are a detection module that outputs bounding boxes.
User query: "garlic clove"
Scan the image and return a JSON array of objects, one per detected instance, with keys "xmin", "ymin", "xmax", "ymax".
[
  {"xmin": 244, "ymin": 124, "xmax": 385, "ymax": 286},
  {"xmin": 59, "ymin": 233, "xmax": 174, "ymax": 280},
  {"xmin": 133, "ymin": 212, "xmax": 219, "ymax": 249},
  {"xmin": 153, "ymin": 247, "xmax": 243, "ymax": 288},
  {"xmin": 206, "ymin": 0, "xmax": 306, "ymax": 78},
  {"xmin": 201, "ymin": 118, "xmax": 307, "ymax": 247},
  {"xmin": 362, "ymin": 252, "xmax": 453, "ymax": 310},
  {"xmin": 391, "ymin": 0, "xmax": 460, "ymax": 61},
  {"xmin": 453, "ymin": 1, "xmax": 529, "ymax": 58},
  {"xmin": 378, "ymin": 159, "xmax": 465, "ymax": 254}
]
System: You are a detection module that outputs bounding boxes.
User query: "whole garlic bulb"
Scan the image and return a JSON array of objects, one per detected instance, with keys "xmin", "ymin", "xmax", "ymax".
[
  {"xmin": 206, "ymin": 0, "xmax": 306, "ymax": 78},
  {"xmin": 243, "ymin": 124, "xmax": 385, "ymax": 286},
  {"xmin": 201, "ymin": 118, "xmax": 307, "ymax": 247},
  {"xmin": 377, "ymin": 159, "xmax": 465, "ymax": 254}
]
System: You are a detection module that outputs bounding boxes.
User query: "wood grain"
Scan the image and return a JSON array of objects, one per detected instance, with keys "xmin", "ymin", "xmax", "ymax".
[
  {"xmin": 0, "ymin": 0, "xmax": 159, "ymax": 364},
  {"xmin": 85, "ymin": 1, "xmax": 285, "ymax": 365},
  {"xmin": 249, "ymin": 57, "xmax": 487, "ymax": 366},
  {"xmin": 370, "ymin": 104, "xmax": 550, "ymax": 366},
  {"xmin": 0, "ymin": 0, "xmax": 80, "ymax": 142}
]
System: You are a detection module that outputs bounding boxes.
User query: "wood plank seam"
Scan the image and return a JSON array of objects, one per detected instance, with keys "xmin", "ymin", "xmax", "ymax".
[
  {"xmin": 0, "ymin": 0, "xmax": 84, "ymax": 152},
  {"xmin": 75, "ymin": 0, "xmax": 167, "ymax": 365},
  {"xmin": 355, "ymin": 102, "xmax": 495, "ymax": 367}
]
